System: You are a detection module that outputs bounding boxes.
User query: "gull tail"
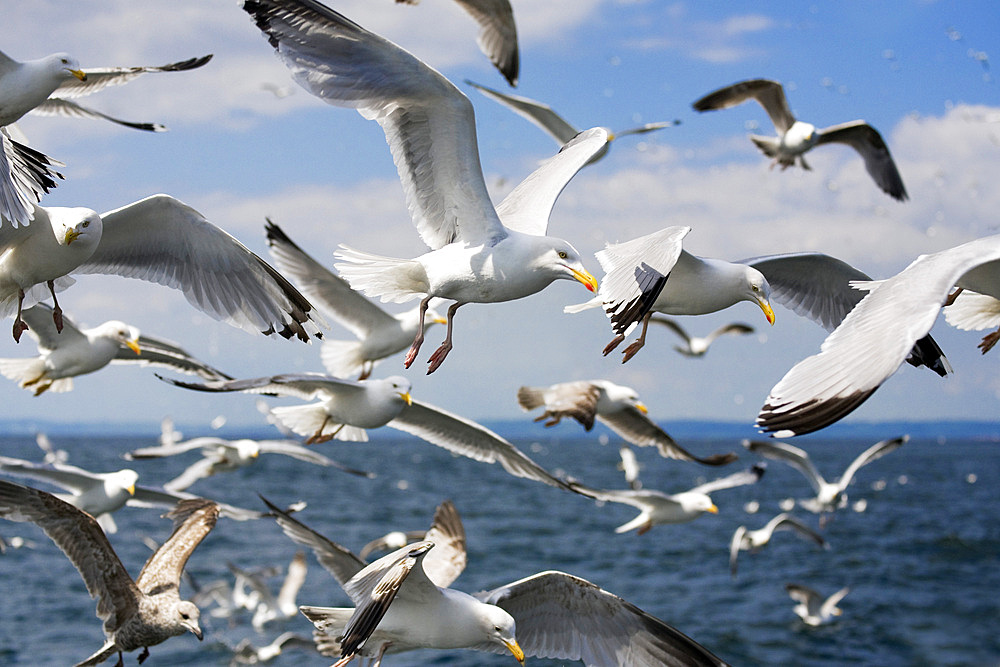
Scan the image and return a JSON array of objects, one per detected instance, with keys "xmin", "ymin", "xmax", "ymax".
[
  {"xmin": 320, "ymin": 339, "xmax": 367, "ymax": 379},
  {"xmin": 73, "ymin": 640, "xmax": 117, "ymax": 667},
  {"xmin": 0, "ymin": 358, "xmax": 71, "ymax": 395},
  {"xmin": 334, "ymin": 245, "xmax": 428, "ymax": 304},
  {"xmin": 563, "ymin": 296, "xmax": 603, "ymax": 314},
  {"xmin": 271, "ymin": 403, "xmax": 369, "ymax": 443},
  {"xmin": 299, "ymin": 605, "xmax": 353, "ymax": 657},
  {"xmin": 516, "ymin": 386, "xmax": 546, "ymax": 412}
]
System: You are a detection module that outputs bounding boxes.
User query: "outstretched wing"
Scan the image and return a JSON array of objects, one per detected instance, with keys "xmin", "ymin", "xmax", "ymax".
[{"xmin": 135, "ymin": 499, "xmax": 219, "ymax": 595}]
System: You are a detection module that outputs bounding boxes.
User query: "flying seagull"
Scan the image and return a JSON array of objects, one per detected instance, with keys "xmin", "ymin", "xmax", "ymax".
[
  {"xmin": 785, "ymin": 583, "xmax": 850, "ymax": 626},
  {"xmin": 0, "ymin": 480, "xmax": 216, "ymax": 666},
  {"xmin": 516, "ymin": 379, "xmax": 738, "ymax": 465},
  {"xmin": 692, "ymin": 78, "xmax": 907, "ymax": 201},
  {"xmin": 242, "ymin": 0, "xmax": 599, "ymax": 374},
  {"xmin": 227, "ymin": 550, "xmax": 308, "ymax": 631},
  {"xmin": 729, "ymin": 512, "xmax": 828, "ymax": 578},
  {"xmin": 650, "ymin": 317, "xmax": 755, "ymax": 357}
]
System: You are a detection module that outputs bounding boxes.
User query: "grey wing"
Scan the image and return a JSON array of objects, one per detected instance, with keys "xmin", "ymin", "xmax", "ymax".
[
  {"xmin": 0, "ymin": 480, "xmax": 141, "ymax": 633},
  {"xmin": 816, "ymin": 121, "xmax": 908, "ymax": 201},
  {"xmin": 129, "ymin": 486, "xmax": 264, "ymax": 522},
  {"xmin": 453, "ymin": 0, "xmax": 519, "ymax": 86},
  {"xmin": 135, "ymin": 499, "xmax": 219, "ymax": 594},
  {"xmin": 518, "ymin": 381, "xmax": 599, "ymax": 429},
  {"xmin": 564, "ymin": 481, "xmax": 670, "ymax": 512},
  {"xmin": 260, "ymin": 496, "xmax": 366, "ymax": 586},
  {"xmin": 111, "ymin": 333, "xmax": 232, "ymax": 380},
  {"xmin": 478, "ymin": 571, "xmax": 727, "ymax": 666},
  {"xmin": 729, "ymin": 526, "xmax": 747, "ymax": 578},
  {"xmin": 649, "ymin": 316, "xmax": 692, "ymax": 344},
  {"xmin": 420, "ymin": 500, "xmax": 466, "ymax": 587},
  {"xmin": 705, "ymin": 323, "xmax": 755, "ymax": 343},
  {"xmin": 771, "ymin": 515, "xmax": 827, "ymax": 548},
  {"xmin": 466, "ymin": 80, "xmax": 579, "ymax": 144},
  {"xmin": 255, "ymin": 440, "xmax": 374, "ymax": 477},
  {"xmin": 76, "ymin": 194, "xmax": 322, "ymax": 342},
  {"xmin": 689, "ymin": 464, "xmax": 765, "ymax": 496},
  {"xmin": 156, "ymin": 372, "xmax": 358, "ymax": 401},
  {"xmin": 265, "ymin": 219, "xmax": 396, "ymax": 338},
  {"xmin": 785, "ymin": 583, "xmax": 820, "ymax": 610},
  {"xmin": 19, "ymin": 303, "xmax": 86, "ymax": 350},
  {"xmin": 0, "ymin": 130, "xmax": 63, "ymax": 229},
  {"xmin": 53, "ymin": 55, "xmax": 213, "ymax": 97},
  {"xmin": 597, "ymin": 409, "xmax": 737, "ymax": 465},
  {"xmin": 838, "ymin": 436, "xmax": 907, "ymax": 489},
  {"xmin": 30, "ymin": 97, "xmax": 165, "ymax": 132},
  {"xmin": 0, "ymin": 456, "xmax": 107, "ymax": 494},
  {"xmin": 692, "ymin": 79, "xmax": 795, "ymax": 134},
  {"xmin": 743, "ymin": 440, "xmax": 824, "ymax": 494},
  {"xmin": 389, "ymin": 401, "xmax": 572, "ymax": 490},
  {"xmin": 124, "ymin": 439, "xmax": 217, "ymax": 460},
  {"xmin": 242, "ymin": 0, "xmax": 505, "ymax": 248}
]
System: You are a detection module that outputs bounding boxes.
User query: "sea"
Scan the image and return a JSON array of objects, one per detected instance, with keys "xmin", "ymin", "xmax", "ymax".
[{"xmin": 0, "ymin": 420, "xmax": 997, "ymax": 666}]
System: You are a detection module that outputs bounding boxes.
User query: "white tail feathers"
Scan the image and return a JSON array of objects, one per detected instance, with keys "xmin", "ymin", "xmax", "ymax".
[
  {"xmin": 271, "ymin": 403, "xmax": 370, "ymax": 443},
  {"xmin": 320, "ymin": 339, "xmax": 367, "ymax": 379},
  {"xmin": 515, "ymin": 386, "xmax": 545, "ymax": 411},
  {"xmin": 333, "ymin": 245, "xmax": 428, "ymax": 304},
  {"xmin": 0, "ymin": 357, "xmax": 71, "ymax": 395}
]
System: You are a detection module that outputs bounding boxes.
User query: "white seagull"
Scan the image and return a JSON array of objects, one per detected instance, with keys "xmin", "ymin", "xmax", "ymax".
[
  {"xmin": 160, "ymin": 372, "xmax": 576, "ymax": 491},
  {"xmin": 743, "ymin": 436, "xmax": 907, "ymax": 514},
  {"xmin": 566, "ymin": 226, "xmax": 774, "ymax": 362},
  {"xmin": 568, "ymin": 464, "xmax": 766, "ymax": 535},
  {"xmin": 264, "ymin": 219, "xmax": 446, "ymax": 380},
  {"xmin": 785, "ymin": 583, "xmax": 850, "ymax": 626},
  {"xmin": 0, "ymin": 481, "xmax": 216, "ymax": 666},
  {"xmin": 692, "ymin": 78, "xmax": 907, "ymax": 201},
  {"xmin": 227, "ymin": 551, "xmax": 308, "ymax": 631},
  {"xmin": 729, "ymin": 512, "xmax": 828, "ymax": 578},
  {"xmin": 398, "ymin": 1, "xmax": 519, "ymax": 86},
  {"xmin": 242, "ymin": 0, "xmax": 599, "ymax": 374},
  {"xmin": 517, "ymin": 379, "xmax": 738, "ymax": 465},
  {"xmin": 466, "ymin": 79, "xmax": 679, "ymax": 165},
  {"xmin": 756, "ymin": 235, "xmax": 1000, "ymax": 436},
  {"xmin": 650, "ymin": 316, "xmax": 755, "ymax": 358},
  {"xmin": 0, "ymin": 194, "xmax": 322, "ymax": 343},
  {"xmin": 0, "ymin": 303, "xmax": 231, "ymax": 395}
]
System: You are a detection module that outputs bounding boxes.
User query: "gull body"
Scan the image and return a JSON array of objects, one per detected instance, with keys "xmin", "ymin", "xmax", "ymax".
[
  {"xmin": 786, "ymin": 584, "xmax": 850, "ymax": 626},
  {"xmin": 729, "ymin": 512, "xmax": 828, "ymax": 578}
]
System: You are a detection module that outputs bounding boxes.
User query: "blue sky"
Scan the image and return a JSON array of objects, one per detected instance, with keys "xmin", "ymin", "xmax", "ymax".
[{"xmin": 2, "ymin": 0, "xmax": 999, "ymax": 434}]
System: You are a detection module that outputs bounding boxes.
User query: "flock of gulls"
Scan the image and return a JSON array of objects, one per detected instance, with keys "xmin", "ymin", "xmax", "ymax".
[{"xmin": 0, "ymin": 0, "xmax": 996, "ymax": 665}]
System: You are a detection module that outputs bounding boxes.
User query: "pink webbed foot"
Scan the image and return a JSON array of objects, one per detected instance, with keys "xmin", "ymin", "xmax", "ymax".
[{"xmin": 426, "ymin": 341, "xmax": 452, "ymax": 374}]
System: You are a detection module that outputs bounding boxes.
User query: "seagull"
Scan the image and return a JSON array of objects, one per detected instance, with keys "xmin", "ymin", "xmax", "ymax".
[
  {"xmin": 263, "ymin": 499, "xmax": 727, "ymax": 666},
  {"xmin": 124, "ymin": 434, "xmax": 372, "ymax": 492},
  {"xmin": 0, "ymin": 302, "xmax": 231, "ymax": 395},
  {"xmin": 785, "ymin": 583, "xmax": 850, "ymax": 626},
  {"xmin": 359, "ymin": 529, "xmax": 428, "ymax": 560},
  {"xmin": 755, "ymin": 235, "xmax": 1000, "ymax": 436},
  {"xmin": 743, "ymin": 436, "xmax": 907, "ymax": 514},
  {"xmin": 0, "ymin": 50, "xmax": 212, "ymax": 227},
  {"xmin": 398, "ymin": 1, "xmax": 519, "ymax": 86},
  {"xmin": 160, "ymin": 372, "xmax": 577, "ymax": 491},
  {"xmin": 359, "ymin": 499, "xmax": 465, "ymax": 566},
  {"xmin": 567, "ymin": 464, "xmax": 766, "ymax": 535},
  {"xmin": 264, "ymin": 219, "xmax": 446, "ymax": 380},
  {"xmin": 466, "ymin": 79, "xmax": 679, "ymax": 165},
  {"xmin": 227, "ymin": 550, "xmax": 308, "ymax": 631},
  {"xmin": 516, "ymin": 379, "xmax": 738, "ymax": 465},
  {"xmin": 692, "ymin": 78, "xmax": 907, "ymax": 201},
  {"xmin": 0, "ymin": 480, "xmax": 217, "ymax": 666},
  {"xmin": 0, "ymin": 193, "xmax": 323, "ymax": 343},
  {"xmin": 228, "ymin": 632, "xmax": 315, "ymax": 665},
  {"xmin": 650, "ymin": 316, "xmax": 755, "ymax": 357},
  {"xmin": 729, "ymin": 512, "xmax": 828, "ymax": 578},
  {"xmin": 565, "ymin": 226, "xmax": 774, "ymax": 362},
  {"xmin": 0, "ymin": 453, "xmax": 267, "ymax": 533},
  {"xmin": 943, "ymin": 288, "xmax": 1000, "ymax": 353},
  {"xmin": 617, "ymin": 445, "xmax": 642, "ymax": 489},
  {"xmin": 241, "ymin": 0, "xmax": 599, "ymax": 374}
]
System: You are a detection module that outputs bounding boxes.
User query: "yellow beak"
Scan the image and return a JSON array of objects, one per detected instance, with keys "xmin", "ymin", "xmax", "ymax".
[
  {"xmin": 433, "ymin": 316, "xmax": 448, "ymax": 325},
  {"xmin": 64, "ymin": 228, "xmax": 81, "ymax": 245},
  {"xmin": 399, "ymin": 391, "xmax": 413, "ymax": 406},
  {"xmin": 505, "ymin": 639, "xmax": 525, "ymax": 664},
  {"xmin": 571, "ymin": 268, "xmax": 599, "ymax": 293},
  {"xmin": 707, "ymin": 503, "xmax": 719, "ymax": 514},
  {"xmin": 127, "ymin": 484, "xmax": 136, "ymax": 496},
  {"xmin": 758, "ymin": 299, "xmax": 775, "ymax": 326},
  {"xmin": 70, "ymin": 69, "xmax": 87, "ymax": 81},
  {"xmin": 635, "ymin": 402, "xmax": 648, "ymax": 415},
  {"xmin": 125, "ymin": 339, "xmax": 141, "ymax": 355}
]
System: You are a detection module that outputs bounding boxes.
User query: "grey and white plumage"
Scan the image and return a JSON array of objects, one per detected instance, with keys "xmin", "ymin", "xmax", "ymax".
[
  {"xmin": 161, "ymin": 372, "xmax": 575, "ymax": 491},
  {"xmin": 756, "ymin": 235, "xmax": 1000, "ymax": 436},
  {"xmin": 227, "ymin": 550, "xmax": 308, "ymax": 631},
  {"xmin": 466, "ymin": 79, "xmax": 679, "ymax": 164},
  {"xmin": 565, "ymin": 226, "xmax": 775, "ymax": 362},
  {"xmin": 264, "ymin": 219, "xmax": 446, "ymax": 380},
  {"xmin": 228, "ymin": 632, "xmax": 315, "ymax": 665},
  {"xmin": 568, "ymin": 464, "xmax": 766, "ymax": 534},
  {"xmin": 692, "ymin": 78, "xmax": 907, "ymax": 201},
  {"xmin": 359, "ymin": 500, "xmax": 467, "ymax": 577},
  {"xmin": 743, "ymin": 436, "xmax": 906, "ymax": 514},
  {"xmin": 517, "ymin": 380, "xmax": 738, "ymax": 465},
  {"xmin": 617, "ymin": 445, "xmax": 641, "ymax": 490},
  {"xmin": 729, "ymin": 512, "xmax": 828, "ymax": 578},
  {"xmin": 0, "ymin": 480, "xmax": 216, "ymax": 666},
  {"xmin": 785, "ymin": 583, "xmax": 849, "ymax": 626},
  {"xmin": 398, "ymin": 1, "xmax": 519, "ymax": 86},
  {"xmin": 943, "ymin": 288, "xmax": 1000, "ymax": 353},
  {"xmin": 0, "ymin": 302, "xmax": 230, "ymax": 395},
  {"xmin": 0, "ymin": 194, "xmax": 323, "ymax": 344},
  {"xmin": 242, "ymin": 0, "xmax": 599, "ymax": 374},
  {"xmin": 650, "ymin": 316, "xmax": 755, "ymax": 357}
]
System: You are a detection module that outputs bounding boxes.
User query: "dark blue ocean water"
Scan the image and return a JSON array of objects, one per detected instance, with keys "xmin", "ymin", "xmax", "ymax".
[{"xmin": 0, "ymin": 426, "xmax": 997, "ymax": 666}]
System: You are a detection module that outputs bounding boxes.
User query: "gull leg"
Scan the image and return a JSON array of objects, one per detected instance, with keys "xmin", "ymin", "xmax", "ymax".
[
  {"xmin": 602, "ymin": 334, "xmax": 626, "ymax": 356},
  {"xmin": 621, "ymin": 313, "xmax": 653, "ymax": 363},
  {"xmin": 372, "ymin": 642, "xmax": 391, "ymax": 667},
  {"xmin": 404, "ymin": 296, "xmax": 432, "ymax": 368},
  {"xmin": 137, "ymin": 647, "xmax": 150, "ymax": 664},
  {"xmin": 12, "ymin": 289, "xmax": 27, "ymax": 342},
  {"xmin": 979, "ymin": 327, "xmax": 1000, "ymax": 354},
  {"xmin": 357, "ymin": 362, "xmax": 372, "ymax": 381},
  {"xmin": 306, "ymin": 416, "xmax": 335, "ymax": 444},
  {"xmin": 943, "ymin": 286, "xmax": 964, "ymax": 307},
  {"xmin": 113, "ymin": 652, "xmax": 124, "ymax": 667},
  {"xmin": 426, "ymin": 302, "xmax": 462, "ymax": 374},
  {"xmin": 46, "ymin": 280, "xmax": 64, "ymax": 332},
  {"xmin": 333, "ymin": 653, "xmax": 356, "ymax": 667}
]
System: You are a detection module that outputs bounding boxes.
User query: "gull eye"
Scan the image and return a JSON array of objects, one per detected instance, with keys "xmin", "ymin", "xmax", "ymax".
[
  {"xmin": 557, "ymin": 251, "xmax": 568, "ymax": 259},
  {"xmin": 752, "ymin": 284, "xmax": 759, "ymax": 292},
  {"xmin": 494, "ymin": 625, "xmax": 502, "ymax": 633},
  {"xmin": 81, "ymin": 220, "xmax": 90, "ymax": 228}
]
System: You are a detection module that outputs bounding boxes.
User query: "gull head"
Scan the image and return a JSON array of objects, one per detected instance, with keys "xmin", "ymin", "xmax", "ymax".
[
  {"xmin": 383, "ymin": 375, "xmax": 413, "ymax": 406},
  {"xmin": 234, "ymin": 440, "xmax": 261, "ymax": 461},
  {"xmin": 45, "ymin": 53, "xmax": 86, "ymax": 82},
  {"xmin": 782, "ymin": 121, "xmax": 818, "ymax": 153},
  {"xmin": 175, "ymin": 600, "xmax": 203, "ymax": 640},
  {"xmin": 596, "ymin": 381, "xmax": 646, "ymax": 415},
  {"xmin": 539, "ymin": 241, "xmax": 599, "ymax": 293},
  {"xmin": 482, "ymin": 605, "xmax": 524, "ymax": 664},
  {"xmin": 52, "ymin": 207, "xmax": 102, "ymax": 249},
  {"xmin": 743, "ymin": 267, "xmax": 775, "ymax": 325},
  {"xmin": 101, "ymin": 322, "xmax": 141, "ymax": 355},
  {"xmin": 107, "ymin": 469, "xmax": 139, "ymax": 497},
  {"xmin": 680, "ymin": 492, "xmax": 719, "ymax": 516}
]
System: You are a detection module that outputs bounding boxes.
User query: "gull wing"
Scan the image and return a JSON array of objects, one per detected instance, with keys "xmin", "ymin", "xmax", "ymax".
[
  {"xmin": 466, "ymin": 80, "xmax": 579, "ymax": 144},
  {"xmin": 692, "ymin": 79, "xmax": 795, "ymax": 134},
  {"xmin": 156, "ymin": 371, "xmax": 364, "ymax": 402},
  {"xmin": 111, "ymin": 333, "xmax": 232, "ymax": 380},
  {"xmin": 689, "ymin": 463, "xmax": 765, "ymax": 496},
  {"xmin": 18, "ymin": 303, "xmax": 86, "ymax": 350},
  {"xmin": 453, "ymin": 0, "xmax": 519, "ymax": 86},
  {"xmin": 420, "ymin": 500, "xmax": 467, "ymax": 588},
  {"xmin": 838, "ymin": 436, "xmax": 907, "ymax": 491},
  {"xmin": 243, "ymin": 0, "xmax": 506, "ymax": 248},
  {"xmin": 135, "ymin": 498, "xmax": 219, "ymax": 595},
  {"xmin": 743, "ymin": 440, "xmax": 825, "ymax": 495},
  {"xmin": 30, "ymin": 97, "xmax": 165, "ymax": 132},
  {"xmin": 52, "ymin": 55, "xmax": 213, "ymax": 98},
  {"xmin": 0, "ymin": 129, "xmax": 63, "ymax": 229},
  {"xmin": 477, "ymin": 571, "xmax": 727, "ymax": 666},
  {"xmin": 597, "ymin": 408, "xmax": 737, "ymax": 465},
  {"xmin": 76, "ymin": 194, "xmax": 321, "ymax": 342},
  {"xmin": 729, "ymin": 526, "xmax": 747, "ymax": 578},
  {"xmin": 516, "ymin": 381, "xmax": 600, "ymax": 429},
  {"xmin": 0, "ymin": 456, "xmax": 107, "ymax": 494},
  {"xmin": 816, "ymin": 120, "xmax": 908, "ymax": 201},
  {"xmin": 768, "ymin": 514, "xmax": 828, "ymax": 548}
]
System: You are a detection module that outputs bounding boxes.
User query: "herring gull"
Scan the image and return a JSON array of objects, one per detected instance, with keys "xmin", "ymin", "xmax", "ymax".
[
  {"xmin": 756, "ymin": 235, "xmax": 1000, "ymax": 436},
  {"xmin": 650, "ymin": 317, "xmax": 755, "ymax": 358},
  {"xmin": 242, "ymin": 0, "xmax": 599, "ymax": 374},
  {"xmin": 0, "ymin": 302, "xmax": 231, "ymax": 395},
  {"xmin": 785, "ymin": 583, "xmax": 850, "ymax": 626},
  {"xmin": 227, "ymin": 551, "xmax": 308, "ymax": 631},
  {"xmin": 742, "ymin": 436, "xmax": 907, "ymax": 514},
  {"xmin": 728, "ymin": 512, "xmax": 828, "ymax": 578},
  {"xmin": 0, "ymin": 194, "xmax": 322, "ymax": 343},
  {"xmin": 567, "ymin": 464, "xmax": 766, "ymax": 534},
  {"xmin": 263, "ymin": 499, "xmax": 728, "ymax": 666},
  {"xmin": 466, "ymin": 79, "xmax": 679, "ymax": 165},
  {"xmin": 0, "ymin": 480, "xmax": 216, "ymax": 666},
  {"xmin": 159, "ymin": 372, "xmax": 576, "ymax": 491},
  {"xmin": 228, "ymin": 632, "xmax": 315, "ymax": 665},
  {"xmin": 264, "ymin": 219, "xmax": 446, "ymax": 379},
  {"xmin": 692, "ymin": 78, "xmax": 907, "ymax": 201},
  {"xmin": 565, "ymin": 226, "xmax": 774, "ymax": 362},
  {"xmin": 516, "ymin": 379, "xmax": 738, "ymax": 465}
]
